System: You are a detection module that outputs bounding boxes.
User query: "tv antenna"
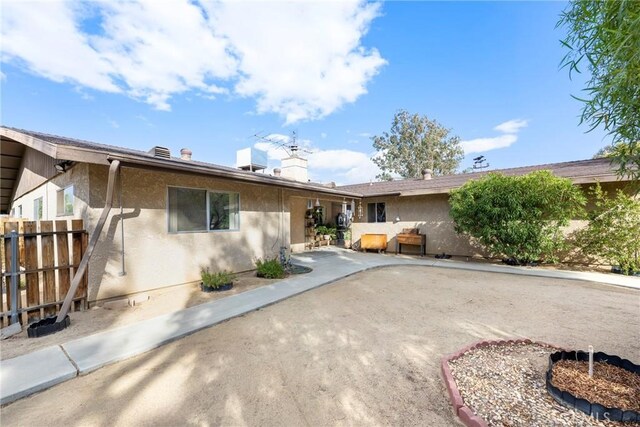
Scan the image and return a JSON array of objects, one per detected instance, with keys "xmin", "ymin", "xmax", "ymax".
[
  {"xmin": 253, "ymin": 131, "xmax": 312, "ymax": 157},
  {"xmin": 472, "ymin": 155, "xmax": 490, "ymax": 170}
]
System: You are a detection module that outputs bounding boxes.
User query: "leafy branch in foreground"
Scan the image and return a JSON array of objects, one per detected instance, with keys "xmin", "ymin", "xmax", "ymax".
[{"xmin": 558, "ymin": 1, "xmax": 640, "ymax": 182}]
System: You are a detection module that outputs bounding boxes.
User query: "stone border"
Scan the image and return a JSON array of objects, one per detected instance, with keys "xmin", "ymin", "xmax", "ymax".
[{"xmin": 440, "ymin": 338, "xmax": 566, "ymax": 427}]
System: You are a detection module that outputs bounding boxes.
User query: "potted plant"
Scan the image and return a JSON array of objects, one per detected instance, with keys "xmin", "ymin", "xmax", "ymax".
[
  {"xmin": 344, "ymin": 229, "xmax": 352, "ymax": 249},
  {"xmin": 315, "ymin": 225, "xmax": 331, "ymax": 240},
  {"xmin": 327, "ymin": 227, "xmax": 337, "ymax": 241},
  {"xmin": 200, "ymin": 268, "xmax": 235, "ymax": 292}
]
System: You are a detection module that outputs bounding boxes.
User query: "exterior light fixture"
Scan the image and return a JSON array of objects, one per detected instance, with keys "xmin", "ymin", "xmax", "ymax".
[
  {"xmin": 54, "ymin": 160, "xmax": 73, "ymax": 173},
  {"xmin": 315, "ymin": 198, "xmax": 320, "ymax": 207}
]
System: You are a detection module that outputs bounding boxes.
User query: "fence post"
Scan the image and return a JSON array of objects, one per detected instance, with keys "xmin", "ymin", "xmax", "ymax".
[{"xmin": 10, "ymin": 230, "xmax": 19, "ymax": 325}]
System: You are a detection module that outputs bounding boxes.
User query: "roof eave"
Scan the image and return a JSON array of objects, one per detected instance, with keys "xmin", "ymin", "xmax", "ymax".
[{"xmin": 107, "ymin": 154, "xmax": 363, "ymax": 198}]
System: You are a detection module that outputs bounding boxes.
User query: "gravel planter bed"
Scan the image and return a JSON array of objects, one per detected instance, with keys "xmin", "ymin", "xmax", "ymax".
[{"xmin": 447, "ymin": 341, "xmax": 640, "ymax": 427}]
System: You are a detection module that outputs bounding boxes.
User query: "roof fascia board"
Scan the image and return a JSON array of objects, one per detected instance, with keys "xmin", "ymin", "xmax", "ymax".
[
  {"xmin": 56, "ymin": 145, "xmax": 111, "ymax": 165},
  {"xmin": 360, "ymin": 192, "xmax": 402, "ymax": 198},
  {"xmin": 0, "ymin": 128, "xmax": 57, "ymax": 158}
]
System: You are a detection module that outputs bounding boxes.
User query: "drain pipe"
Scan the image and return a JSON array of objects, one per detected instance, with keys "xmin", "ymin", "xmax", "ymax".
[
  {"xmin": 118, "ymin": 168, "xmax": 126, "ymax": 276},
  {"xmin": 56, "ymin": 160, "xmax": 121, "ymax": 323}
]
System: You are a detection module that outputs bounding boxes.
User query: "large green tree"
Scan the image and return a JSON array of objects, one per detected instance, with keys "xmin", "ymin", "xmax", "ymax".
[
  {"xmin": 449, "ymin": 171, "xmax": 586, "ymax": 264},
  {"xmin": 371, "ymin": 110, "xmax": 464, "ymax": 180},
  {"xmin": 559, "ymin": 0, "xmax": 640, "ymax": 181}
]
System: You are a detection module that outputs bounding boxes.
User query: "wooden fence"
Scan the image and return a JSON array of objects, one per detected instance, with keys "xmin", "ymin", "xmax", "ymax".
[{"xmin": 1, "ymin": 219, "xmax": 88, "ymax": 326}]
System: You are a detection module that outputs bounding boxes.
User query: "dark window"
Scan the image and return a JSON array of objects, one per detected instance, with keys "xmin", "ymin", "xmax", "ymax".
[
  {"xmin": 168, "ymin": 187, "xmax": 240, "ymax": 233},
  {"xmin": 367, "ymin": 202, "xmax": 386, "ymax": 223},
  {"xmin": 168, "ymin": 187, "xmax": 207, "ymax": 232}
]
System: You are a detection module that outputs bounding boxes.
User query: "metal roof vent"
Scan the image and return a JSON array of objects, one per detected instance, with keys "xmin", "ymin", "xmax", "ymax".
[{"xmin": 148, "ymin": 146, "xmax": 171, "ymax": 159}]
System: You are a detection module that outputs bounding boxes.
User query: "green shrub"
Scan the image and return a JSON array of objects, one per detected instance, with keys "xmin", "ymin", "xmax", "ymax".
[
  {"xmin": 575, "ymin": 184, "xmax": 640, "ymax": 274},
  {"xmin": 315, "ymin": 225, "xmax": 329, "ymax": 235},
  {"xmin": 449, "ymin": 170, "xmax": 586, "ymax": 264},
  {"xmin": 255, "ymin": 257, "xmax": 286, "ymax": 279},
  {"xmin": 201, "ymin": 269, "xmax": 235, "ymax": 289}
]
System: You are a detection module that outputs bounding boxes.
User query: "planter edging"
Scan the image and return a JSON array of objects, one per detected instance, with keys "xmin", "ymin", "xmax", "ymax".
[
  {"xmin": 546, "ymin": 350, "xmax": 640, "ymax": 422},
  {"xmin": 200, "ymin": 282, "xmax": 233, "ymax": 292},
  {"xmin": 441, "ymin": 338, "xmax": 567, "ymax": 427}
]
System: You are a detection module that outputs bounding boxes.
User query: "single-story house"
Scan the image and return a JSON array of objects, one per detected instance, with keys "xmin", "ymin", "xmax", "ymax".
[
  {"xmin": 339, "ymin": 158, "xmax": 631, "ymax": 257},
  {"xmin": 1, "ymin": 126, "xmax": 632, "ymax": 304},
  {"xmin": 1, "ymin": 126, "xmax": 361, "ymax": 302}
]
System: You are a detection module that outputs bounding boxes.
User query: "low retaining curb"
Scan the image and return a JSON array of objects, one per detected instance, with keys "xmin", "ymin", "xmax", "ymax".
[{"xmin": 440, "ymin": 338, "xmax": 566, "ymax": 427}]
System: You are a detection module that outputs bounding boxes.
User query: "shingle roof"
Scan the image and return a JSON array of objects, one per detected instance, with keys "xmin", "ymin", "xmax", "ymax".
[
  {"xmin": 0, "ymin": 126, "xmax": 360, "ymax": 198},
  {"xmin": 338, "ymin": 158, "xmax": 623, "ymax": 197}
]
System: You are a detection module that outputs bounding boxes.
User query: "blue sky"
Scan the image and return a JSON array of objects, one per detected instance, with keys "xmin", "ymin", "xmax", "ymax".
[{"xmin": 1, "ymin": 1, "xmax": 610, "ymax": 185}]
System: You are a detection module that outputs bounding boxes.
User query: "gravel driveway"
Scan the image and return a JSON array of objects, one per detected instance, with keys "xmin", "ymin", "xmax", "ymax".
[{"xmin": 2, "ymin": 266, "xmax": 638, "ymax": 426}]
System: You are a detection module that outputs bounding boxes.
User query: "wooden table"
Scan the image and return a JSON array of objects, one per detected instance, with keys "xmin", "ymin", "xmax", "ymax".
[{"xmin": 396, "ymin": 232, "xmax": 426, "ymax": 256}]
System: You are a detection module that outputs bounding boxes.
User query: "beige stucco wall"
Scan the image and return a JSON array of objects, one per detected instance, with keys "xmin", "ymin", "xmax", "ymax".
[
  {"xmin": 352, "ymin": 194, "xmax": 484, "ymax": 256},
  {"xmin": 84, "ymin": 164, "xmax": 297, "ymax": 301},
  {"xmin": 289, "ymin": 196, "xmax": 308, "ymax": 253}
]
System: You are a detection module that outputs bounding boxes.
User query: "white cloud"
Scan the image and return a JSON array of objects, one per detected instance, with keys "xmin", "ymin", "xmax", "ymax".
[
  {"xmin": 494, "ymin": 119, "xmax": 528, "ymax": 134},
  {"xmin": 253, "ymin": 134, "xmax": 379, "ymax": 184},
  {"xmin": 461, "ymin": 119, "xmax": 528, "ymax": 154},
  {"xmin": 1, "ymin": 0, "xmax": 385, "ymax": 123},
  {"xmin": 0, "ymin": 71, "xmax": 6, "ymax": 81},
  {"xmin": 461, "ymin": 134, "xmax": 518, "ymax": 154}
]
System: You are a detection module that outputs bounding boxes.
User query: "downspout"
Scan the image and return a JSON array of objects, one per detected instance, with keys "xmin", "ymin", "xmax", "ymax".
[
  {"xmin": 118, "ymin": 167, "xmax": 126, "ymax": 276},
  {"xmin": 56, "ymin": 160, "xmax": 120, "ymax": 322}
]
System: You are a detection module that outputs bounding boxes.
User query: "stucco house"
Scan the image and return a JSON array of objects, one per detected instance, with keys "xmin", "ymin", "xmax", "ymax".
[
  {"xmin": 1, "ymin": 126, "xmax": 631, "ymax": 304},
  {"xmin": 1, "ymin": 127, "xmax": 360, "ymax": 302},
  {"xmin": 339, "ymin": 158, "xmax": 630, "ymax": 257}
]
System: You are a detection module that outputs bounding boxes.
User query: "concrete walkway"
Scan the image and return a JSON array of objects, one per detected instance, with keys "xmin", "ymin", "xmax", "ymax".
[{"xmin": 1, "ymin": 249, "xmax": 638, "ymax": 405}]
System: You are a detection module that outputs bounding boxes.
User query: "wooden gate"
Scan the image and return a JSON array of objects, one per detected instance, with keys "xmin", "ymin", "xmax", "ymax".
[{"xmin": 1, "ymin": 219, "xmax": 88, "ymax": 326}]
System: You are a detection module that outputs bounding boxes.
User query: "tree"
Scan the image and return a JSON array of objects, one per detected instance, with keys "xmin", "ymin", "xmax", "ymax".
[
  {"xmin": 593, "ymin": 144, "xmax": 616, "ymax": 159},
  {"xmin": 449, "ymin": 171, "xmax": 586, "ymax": 264},
  {"xmin": 575, "ymin": 184, "xmax": 640, "ymax": 274},
  {"xmin": 371, "ymin": 110, "xmax": 464, "ymax": 180},
  {"xmin": 558, "ymin": 1, "xmax": 640, "ymax": 181}
]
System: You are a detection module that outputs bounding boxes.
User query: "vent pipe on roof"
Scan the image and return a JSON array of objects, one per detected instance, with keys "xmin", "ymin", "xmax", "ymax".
[
  {"xmin": 273, "ymin": 168, "xmax": 281, "ymax": 177},
  {"xmin": 422, "ymin": 169, "xmax": 433, "ymax": 180},
  {"xmin": 180, "ymin": 148, "xmax": 192, "ymax": 161},
  {"xmin": 148, "ymin": 146, "xmax": 171, "ymax": 159}
]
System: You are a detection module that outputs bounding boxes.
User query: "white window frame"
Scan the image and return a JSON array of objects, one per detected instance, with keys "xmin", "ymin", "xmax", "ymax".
[
  {"xmin": 34, "ymin": 197, "xmax": 44, "ymax": 220},
  {"xmin": 167, "ymin": 186, "xmax": 241, "ymax": 234},
  {"xmin": 57, "ymin": 185, "xmax": 74, "ymax": 216}
]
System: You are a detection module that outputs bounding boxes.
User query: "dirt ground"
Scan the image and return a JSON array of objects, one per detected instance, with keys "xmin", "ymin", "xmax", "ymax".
[
  {"xmin": 0, "ymin": 272, "xmax": 278, "ymax": 361},
  {"xmin": 1, "ymin": 266, "xmax": 638, "ymax": 426}
]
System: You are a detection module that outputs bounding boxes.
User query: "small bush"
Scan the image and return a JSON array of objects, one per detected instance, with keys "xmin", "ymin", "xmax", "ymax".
[
  {"xmin": 201, "ymin": 269, "xmax": 235, "ymax": 289},
  {"xmin": 255, "ymin": 257, "xmax": 286, "ymax": 279},
  {"xmin": 575, "ymin": 184, "xmax": 640, "ymax": 274}
]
